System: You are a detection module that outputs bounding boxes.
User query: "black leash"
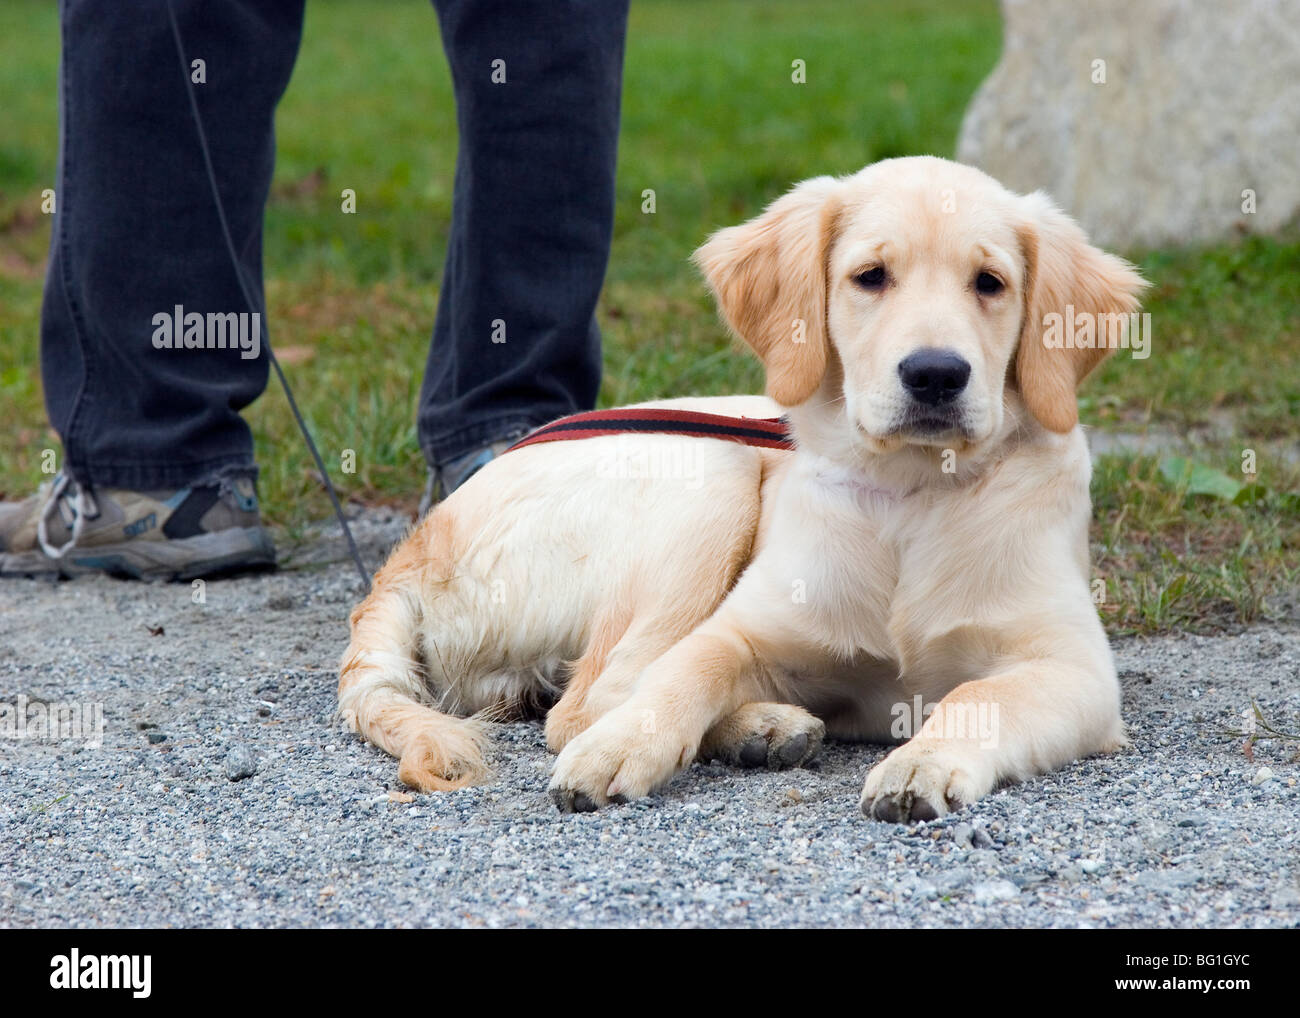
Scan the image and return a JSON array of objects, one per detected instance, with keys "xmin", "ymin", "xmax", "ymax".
[{"xmin": 164, "ymin": 0, "xmax": 370, "ymax": 592}]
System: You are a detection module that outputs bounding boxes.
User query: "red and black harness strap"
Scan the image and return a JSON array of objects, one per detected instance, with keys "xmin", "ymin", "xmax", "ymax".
[{"xmin": 507, "ymin": 408, "xmax": 795, "ymax": 453}]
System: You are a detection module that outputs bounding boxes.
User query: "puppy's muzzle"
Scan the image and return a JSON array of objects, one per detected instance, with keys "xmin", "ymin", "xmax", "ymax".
[{"xmin": 889, "ymin": 348, "xmax": 973, "ymax": 439}]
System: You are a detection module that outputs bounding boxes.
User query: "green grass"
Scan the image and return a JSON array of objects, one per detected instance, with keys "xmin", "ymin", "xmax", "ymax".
[
  {"xmin": 1092, "ymin": 452, "xmax": 1299, "ymax": 635},
  {"xmin": 1092, "ymin": 234, "xmax": 1300, "ymax": 437},
  {"xmin": 0, "ymin": 0, "xmax": 1296, "ymax": 633}
]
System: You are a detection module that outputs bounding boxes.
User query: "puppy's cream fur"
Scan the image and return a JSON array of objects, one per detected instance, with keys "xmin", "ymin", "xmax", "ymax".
[{"xmin": 337, "ymin": 157, "xmax": 1147, "ymax": 821}]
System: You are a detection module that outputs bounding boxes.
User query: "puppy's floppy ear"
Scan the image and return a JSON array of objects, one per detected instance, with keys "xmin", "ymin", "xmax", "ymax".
[
  {"xmin": 694, "ymin": 176, "xmax": 842, "ymax": 407},
  {"xmin": 1014, "ymin": 191, "xmax": 1149, "ymax": 433}
]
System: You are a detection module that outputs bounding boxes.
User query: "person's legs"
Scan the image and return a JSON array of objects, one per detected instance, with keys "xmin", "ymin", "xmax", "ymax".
[
  {"xmin": 42, "ymin": 0, "xmax": 305, "ymax": 491},
  {"xmin": 419, "ymin": 0, "xmax": 629, "ymax": 473},
  {"xmin": 1, "ymin": 0, "xmax": 305, "ymax": 578}
]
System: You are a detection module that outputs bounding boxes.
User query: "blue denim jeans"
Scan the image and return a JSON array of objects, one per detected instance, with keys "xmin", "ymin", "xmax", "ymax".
[{"xmin": 41, "ymin": 0, "xmax": 627, "ymax": 490}]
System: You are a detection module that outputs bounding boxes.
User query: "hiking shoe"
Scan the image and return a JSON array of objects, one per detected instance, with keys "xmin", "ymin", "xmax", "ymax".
[
  {"xmin": 0, "ymin": 472, "xmax": 276, "ymax": 580},
  {"xmin": 417, "ymin": 431, "xmax": 528, "ymax": 517}
]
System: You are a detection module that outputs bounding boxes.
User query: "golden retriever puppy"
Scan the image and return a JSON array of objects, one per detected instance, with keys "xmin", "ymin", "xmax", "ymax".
[{"xmin": 337, "ymin": 156, "xmax": 1147, "ymax": 821}]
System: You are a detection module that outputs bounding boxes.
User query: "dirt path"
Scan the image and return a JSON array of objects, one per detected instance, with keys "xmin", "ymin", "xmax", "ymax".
[{"xmin": 2, "ymin": 511, "xmax": 1297, "ymax": 928}]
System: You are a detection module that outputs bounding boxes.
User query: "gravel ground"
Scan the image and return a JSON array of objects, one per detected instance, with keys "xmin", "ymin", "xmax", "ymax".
[{"xmin": 1, "ymin": 509, "xmax": 1298, "ymax": 929}]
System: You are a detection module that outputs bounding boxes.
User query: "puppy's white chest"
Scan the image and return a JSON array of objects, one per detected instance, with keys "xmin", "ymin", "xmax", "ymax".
[
  {"xmin": 811, "ymin": 462, "xmax": 909, "ymax": 510},
  {"xmin": 770, "ymin": 467, "xmax": 905, "ymax": 660}
]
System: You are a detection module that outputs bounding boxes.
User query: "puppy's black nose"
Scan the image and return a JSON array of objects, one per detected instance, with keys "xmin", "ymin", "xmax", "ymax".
[{"xmin": 898, "ymin": 349, "xmax": 971, "ymax": 406}]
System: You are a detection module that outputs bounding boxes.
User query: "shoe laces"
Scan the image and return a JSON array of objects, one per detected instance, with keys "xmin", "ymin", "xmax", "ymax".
[
  {"xmin": 36, "ymin": 472, "xmax": 100, "ymax": 560},
  {"xmin": 215, "ymin": 472, "xmax": 258, "ymax": 512}
]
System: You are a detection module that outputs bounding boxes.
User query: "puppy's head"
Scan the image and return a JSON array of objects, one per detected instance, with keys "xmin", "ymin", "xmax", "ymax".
[{"xmin": 695, "ymin": 157, "xmax": 1147, "ymax": 460}]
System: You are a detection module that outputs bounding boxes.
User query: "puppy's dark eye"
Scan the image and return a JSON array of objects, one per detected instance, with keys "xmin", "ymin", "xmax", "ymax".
[
  {"xmin": 975, "ymin": 271, "xmax": 1003, "ymax": 296},
  {"xmin": 854, "ymin": 266, "xmax": 887, "ymax": 290}
]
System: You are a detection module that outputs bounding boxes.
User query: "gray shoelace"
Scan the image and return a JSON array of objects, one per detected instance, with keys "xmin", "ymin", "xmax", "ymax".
[{"xmin": 36, "ymin": 473, "xmax": 99, "ymax": 560}]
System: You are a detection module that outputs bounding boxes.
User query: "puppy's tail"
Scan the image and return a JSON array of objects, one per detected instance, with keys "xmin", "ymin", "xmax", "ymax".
[{"xmin": 337, "ymin": 544, "xmax": 489, "ymax": 792}]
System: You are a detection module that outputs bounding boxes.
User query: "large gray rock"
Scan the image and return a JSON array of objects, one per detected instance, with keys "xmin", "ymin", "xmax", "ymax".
[{"xmin": 957, "ymin": 0, "xmax": 1300, "ymax": 250}]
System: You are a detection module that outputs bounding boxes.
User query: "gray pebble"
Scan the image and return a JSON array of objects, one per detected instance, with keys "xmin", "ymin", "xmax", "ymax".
[
  {"xmin": 972, "ymin": 880, "xmax": 1019, "ymax": 905},
  {"xmin": 224, "ymin": 746, "xmax": 257, "ymax": 781}
]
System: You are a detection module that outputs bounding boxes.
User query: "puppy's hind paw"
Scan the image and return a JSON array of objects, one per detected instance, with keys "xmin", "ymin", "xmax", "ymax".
[
  {"xmin": 700, "ymin": 702, "xmax": 825, "ymax": 771},
  {"xmin": 543, "ymin": 698, "xmax": 598, "ymax": 754}
]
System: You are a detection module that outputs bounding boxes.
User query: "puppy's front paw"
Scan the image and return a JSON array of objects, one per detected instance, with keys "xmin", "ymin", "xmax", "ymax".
[
  {"xmin": 548, "ymin": 706, "xmax": 690, "ymax": 812},
  {"xmin": 859, "ymin": 741, "xmax": 993, "ymax": 823}
]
